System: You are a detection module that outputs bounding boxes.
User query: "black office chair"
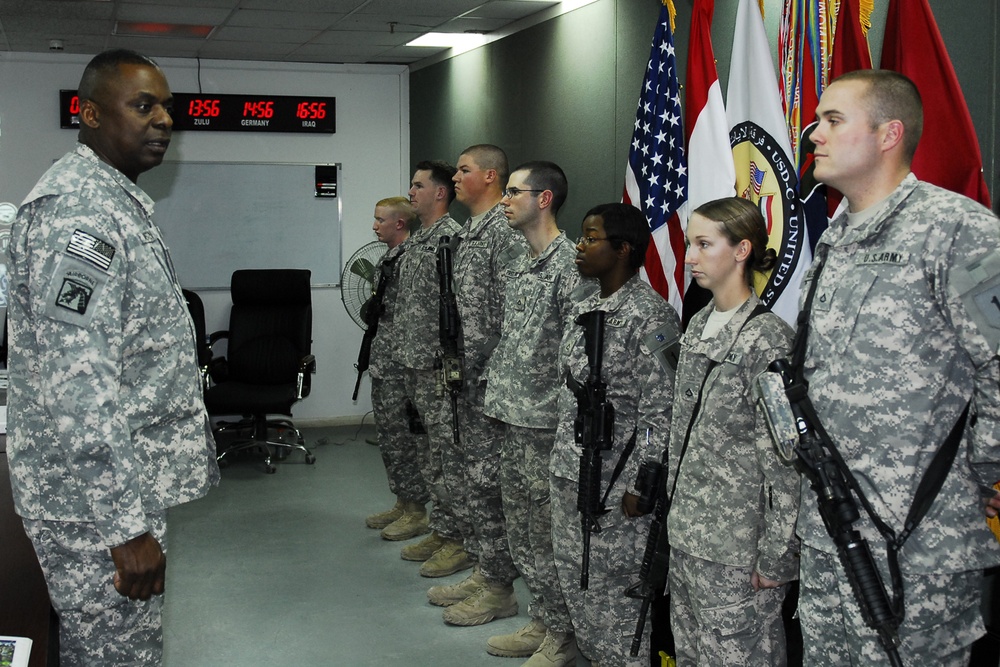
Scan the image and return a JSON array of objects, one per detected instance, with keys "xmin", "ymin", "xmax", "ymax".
[
  {"xmin": 204, "ymin": 269, "xmax": 317, "ymax": 474},
  {"xmin": 182, "ymin": 288, "xmax": 212, "ymax": 391}
]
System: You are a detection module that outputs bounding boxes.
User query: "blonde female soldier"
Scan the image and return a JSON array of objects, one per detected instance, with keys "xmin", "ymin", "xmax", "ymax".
[{"xmin": 666, "ymin": 197, "xmax": 800, "ymax": 666}]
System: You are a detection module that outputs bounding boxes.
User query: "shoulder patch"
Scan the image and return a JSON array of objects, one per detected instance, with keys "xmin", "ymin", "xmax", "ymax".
[
  {"xmin": 951, "ymin": 248, "xmax": 1000, "ymax": 352},
  {"xmin": 643, "ymin": 323, "xmax": 680, "ymax": 374},
  {"xmin": 67, "ymin": 229, "xmax": 116, "ymax": 271}
]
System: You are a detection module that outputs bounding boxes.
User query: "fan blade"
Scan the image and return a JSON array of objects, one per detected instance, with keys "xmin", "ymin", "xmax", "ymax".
[{"xmin": 350, "ymin": 257, "xmax": 376, "ymax": 283}]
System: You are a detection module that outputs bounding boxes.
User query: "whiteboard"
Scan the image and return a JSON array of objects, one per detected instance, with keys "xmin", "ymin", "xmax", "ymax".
[{"xmin": 141, "ymin": 161, "xmax": 341, "ymax": 289}]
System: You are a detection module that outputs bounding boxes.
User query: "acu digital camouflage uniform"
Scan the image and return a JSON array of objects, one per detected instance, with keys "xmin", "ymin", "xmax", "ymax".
[
  {"xmin": 550, "ymin": 274, "xmax": 679, "ymax": 667},
  {"xmin": 484, "ymin": 232, "xmax": 582, "ymax": 633},
  {"xmin": 449, "ymin": 201, "xmax": 524, "ymax": 583},
  {"xmin": 6, "ymin": 144, "xmax": 220, "ymax": 665},
  {"xmin": 665, "ymin": 293, "xmax": 798, "ymax": 666},
  {"xmin": 395, "ymin": 212, "xmax": 464, "ymax": 541},
  {"xmin": 798, "ymin": 174, "xmax": 1000, "ymax": 664},
  {"xmin": 369, "ymin": 239, "xmax": 429, "ymax": 506}
]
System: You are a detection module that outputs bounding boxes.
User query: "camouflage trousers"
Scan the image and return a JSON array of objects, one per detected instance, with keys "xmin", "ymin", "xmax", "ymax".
[
  {"xmin": 404, "ymin": 367, "xmax": 464, "ymax": 540},
  {"xmin": 667, "ymin": 548, "xmax": 787, "ymax": 667},
  {"xmin": 451, "ymin": 393, "xmax": 517, "ymax": 583},
  {"xmin": 550, "ymin": 474, "xmax": 651, "ymax": 666},
  {"xmin": 371, "ymin": 373, "xmax": 429, "ymax": 504},
  {"xmin": 22, "ymin": 513, "xmax": 168, "ymax": 667},
  {"xmin": 500, "ymin": 424, "xmax": 572, "ymax": 630},
  {"xmin": 799, "ymin": 544, "xmax": 984, "ymax": 666}
]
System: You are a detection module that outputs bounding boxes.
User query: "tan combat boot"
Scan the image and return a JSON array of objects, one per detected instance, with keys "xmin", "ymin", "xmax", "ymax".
[
  {"xmin": 522, "ymin": 630, "xmax": 578, "ymax": 667},
  {"xmin": 427, "ymin": 566, "xmax": 486, "ymax": 606},
  {"xmin": 400, "ymin": 530, "xmax": 446, "ymax": 562},
  {"xmin": 486, "ymin": 617, "xmax": 547, "ymax": 657},
  {"xmin": 380, "ymin": 500, "xmax": 429, "ymax": 541},
  {"xmin": 441, "ymin": 581, "xmax": 518, "ymax": 626},
  {"xmin": 419, "ymin": 538, "xmax": 474, "ymax": 578},
  {"xmin": 365, "ymin": 498, "xmax": 404, "ymax": 529}
]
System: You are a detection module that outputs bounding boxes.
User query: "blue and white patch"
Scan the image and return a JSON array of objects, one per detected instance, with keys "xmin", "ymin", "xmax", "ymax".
[{"xmin": 67, "ymin": 229, "xmax": 116, "ymax": 272}]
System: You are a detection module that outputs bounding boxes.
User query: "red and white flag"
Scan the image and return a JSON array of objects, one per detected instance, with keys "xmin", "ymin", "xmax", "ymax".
[{"xmin": 685, "ymin": 0, "xmax": 735, "ymax": 212}]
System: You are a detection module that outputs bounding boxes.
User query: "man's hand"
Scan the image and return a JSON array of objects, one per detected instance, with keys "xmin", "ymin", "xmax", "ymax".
[
  {"xmin": 109, "ymin": 532, "xmax": 166, "ymax": 601},
  {"xmin": 985, "ymin": 485, "xmax": 1000, "ymax": 519},
  {"xmin": 751, "ymin": 571, "xmax": 781, "ymax": 591},
  {"xmin": 622, "ymin": 492, "xmax": 644, "ymax": 518}
]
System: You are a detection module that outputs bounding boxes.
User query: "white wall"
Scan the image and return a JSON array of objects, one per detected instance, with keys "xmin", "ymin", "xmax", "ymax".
[{"xmin": 0, "ymin": 51, "xmax": 411, "ymax": 424}]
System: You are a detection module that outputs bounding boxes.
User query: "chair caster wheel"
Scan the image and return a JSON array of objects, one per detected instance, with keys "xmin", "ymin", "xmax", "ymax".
[
  {"xmin": 305, "ymin": 454, "xmax": 316, "ymax": 465},
  {"xmin": 265, "ymin": 465, "xmax": 277, "ymax": 474},
  {"xmin": 217, "ymin": 459, "xmax": 229, "ymax": 469}
]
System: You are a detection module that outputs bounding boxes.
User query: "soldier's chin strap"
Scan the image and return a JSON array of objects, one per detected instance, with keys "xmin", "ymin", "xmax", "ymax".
[{"xmin": 780, "ymin": 249, "xmax": 968, "ymax": 667}]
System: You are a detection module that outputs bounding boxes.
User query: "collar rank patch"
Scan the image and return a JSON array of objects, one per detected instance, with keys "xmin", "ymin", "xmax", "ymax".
[
  {"xmin": 67, "ymin": 229, "xmax": 116, "ymax": 271},
  {"xmin": 56, "ymin": 277, "xmax": 94, "ymax": 314}
]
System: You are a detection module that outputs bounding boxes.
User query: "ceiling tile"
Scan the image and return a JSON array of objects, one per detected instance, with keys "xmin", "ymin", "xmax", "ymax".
[
  {"xmin": 116, "ymin": 4, "xmax": 234, "ymax": 25},
  {"xmin": 226, "ymin": 9, "xmax": 345, "ymax": 31}
]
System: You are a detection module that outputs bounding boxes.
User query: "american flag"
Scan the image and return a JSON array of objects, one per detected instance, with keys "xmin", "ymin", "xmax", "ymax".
[{"xmin": 622, "ymin": 0, "xmax": 688, "ymax": 313}]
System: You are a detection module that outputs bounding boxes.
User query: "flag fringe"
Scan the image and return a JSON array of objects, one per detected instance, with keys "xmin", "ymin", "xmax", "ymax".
[
  {"xmin": 663, "ymin": 0, "xmax": 677, "ymax": 33},
  {"xmin": 858, "ymin": 0, "xmax": 873, "ymax": 35}
]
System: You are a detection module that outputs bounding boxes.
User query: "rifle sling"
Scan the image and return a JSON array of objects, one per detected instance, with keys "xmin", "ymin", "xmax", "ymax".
[{"xmin": 789, "ymin": 249, "xmax": 969, "ymax": 554}]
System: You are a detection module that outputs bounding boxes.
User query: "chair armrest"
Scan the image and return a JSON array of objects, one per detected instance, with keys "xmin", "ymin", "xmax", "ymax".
[
  {"xmin": 297, "ymin": 354, "xmax": 316, "ymax": 399},
  {"xmin": 208, "ymin": 330, "xmax": 230, "ymax": 347},
  {"xmin": 299, "ymin": 354, "xmax": 317, "ymax": 373}
]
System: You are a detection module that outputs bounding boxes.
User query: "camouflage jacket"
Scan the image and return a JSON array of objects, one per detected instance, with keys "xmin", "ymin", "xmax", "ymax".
[
  {"xmin": 452, "ymin": 202, "xmax": 526, "ymax": 385},
  {"xmin": 551, "ymin": 274, "xmax": 680, "ymax": 498},
  {"xmin": 5, "ymin": 143, "xmax": 219, "ymax": 546},
  {"xmin": 800, "ymin": 173, "xmax": 1000, "ymax": 572},
  {"xmin": 666, "ymin": 294, "xmax": 800, "ymax": 581},
  {"xmin": 394, "ymin": 213, "xmax": 461, "ymax": 371},
  {"xmin": 369, "ymin": 239, "xmax": 408, "ymax": 379},
  {"xmin": 483, "ymin": 233, "xmax": 584, "ymax": 429}
]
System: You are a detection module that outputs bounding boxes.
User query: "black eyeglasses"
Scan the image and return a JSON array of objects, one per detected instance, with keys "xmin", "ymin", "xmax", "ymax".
[{"xmin": 502, "ymin": 187, "xmax": 545, "ymax": 198}]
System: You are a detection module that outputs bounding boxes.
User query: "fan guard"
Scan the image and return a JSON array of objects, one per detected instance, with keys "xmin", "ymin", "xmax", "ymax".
[{"xmin": 341, "ymin": 241, "xmax": 387, "ymax": 330}]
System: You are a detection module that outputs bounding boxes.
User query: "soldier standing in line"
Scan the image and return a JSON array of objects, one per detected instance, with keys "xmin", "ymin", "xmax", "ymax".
[
  {"xmin": 798, "ymin": 69, "xmax": 1000, "ymax": 665},
  {"xmin": 394, "ymin": 162, "xmax": 467, "ymax": 573},
  {"xmin": 426, "ymin": 144, "xmax": 525, "ymax": 626},
  {"xmin": 479, "ymin": 161, "xmax": 585, "ymax": 665},
  {"xmin": 550, "ymin": 203, "xmax": 679, "ymax": 667},
  {"xmin": 363, "ymin": 196, "xmax": 432, "ymax": 542},
  {"xmin": 5, "ymin": 49, "xmax": 219, "ymax": 665},
  {"xmin": 666, "ymin": 197, "xmax": 799, "ymax": 666}
]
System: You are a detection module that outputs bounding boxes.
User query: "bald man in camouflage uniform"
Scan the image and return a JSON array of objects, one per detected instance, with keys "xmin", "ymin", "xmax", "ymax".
[
  {"xmin": 800, "ymin": 69, "xmax": 1000, "ymax": 665},
  {"xmin": 364, "ymin": 197, "xmax": 431, "ymax": 541},
  {"xmin": 6, "ymin": 49, "xmax": 219, "ymax": 666},
  {"xmin": 551, "ymin": 203, "xmax": 679, "ymax": 667},
  {"xmin": 427, "ymin": 144, "xmax": 524, "ymax": 625}
]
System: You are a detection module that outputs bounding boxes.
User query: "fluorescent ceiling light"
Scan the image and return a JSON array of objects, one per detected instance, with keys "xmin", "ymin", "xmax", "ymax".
[{"xmin": 406, "ymin": 32, "xmax": 488, "ymax": 49}]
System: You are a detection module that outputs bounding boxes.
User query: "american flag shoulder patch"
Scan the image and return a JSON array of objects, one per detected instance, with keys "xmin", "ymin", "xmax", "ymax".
[{"xmin": 67, "ymin": 229, "xmax": 116, "ymax": 271}]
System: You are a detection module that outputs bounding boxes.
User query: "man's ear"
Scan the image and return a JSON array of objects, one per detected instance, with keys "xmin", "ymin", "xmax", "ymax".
[
  {"xmin": 881, "ymin": 119, "xmax": 905, "ymax": 154},
  {"xmin": 79, "ymin": 99, "xmax": 100, "ymax": 130}
]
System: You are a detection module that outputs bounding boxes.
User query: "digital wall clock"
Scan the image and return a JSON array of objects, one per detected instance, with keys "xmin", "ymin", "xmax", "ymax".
[{"xmin": 59, "ymin": 90, "xmax": 336, "ymax": 134}]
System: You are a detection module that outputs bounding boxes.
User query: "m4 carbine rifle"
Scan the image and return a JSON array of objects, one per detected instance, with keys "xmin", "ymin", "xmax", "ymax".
[
  {"xmin": 352, "ymin": 253, "xmax": 401, "ymax": 400},
  {"xmin": 436, "ymin": 236, "xmax": 463, "ymax": 444},
  {"xmin": 567, "ymin": 310, "xmax": 616, "ymax": 590}
]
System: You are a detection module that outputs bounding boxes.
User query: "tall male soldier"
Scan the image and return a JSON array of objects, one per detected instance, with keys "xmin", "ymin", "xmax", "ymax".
[
  {"xmin": 799, "ymin": 68, "xmax": 1000, "ymax": 665},
  {"xmin": 425, "ymin": 145, "xmax": 524, "ymax": 627},
  {"xmin": 6, "ymin": 49, "xmax": 219, "ymax": 665}
]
